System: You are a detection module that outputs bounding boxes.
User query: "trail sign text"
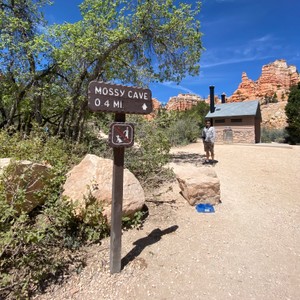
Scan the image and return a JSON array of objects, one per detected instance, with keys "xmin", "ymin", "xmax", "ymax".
[{"xmin": 88, "ymin": 81, "xmax": 153, "ymax": 114}]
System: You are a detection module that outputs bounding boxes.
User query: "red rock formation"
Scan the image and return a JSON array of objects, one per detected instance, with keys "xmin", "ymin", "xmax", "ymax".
[
  {"xmin": 144, "ymin": 98, "xmax": 162, "ymax": 120},
  {"xmin": 146, "ymin": 60, "xmax": 298, "ymax": 129},
  {"xmin": 152, "ymin": 98, "xmax": 162, "ymax": 111},
  {"xmin": 229, "ymin": 59, "xmax": 300, "ymax": 102},
  {"xmin": 165, "ymin": 93, "xmax": 202, "ymax": 111},
  {"xmin": 229, "ymin": 72, "xmax": 256, "ymax": 102}
]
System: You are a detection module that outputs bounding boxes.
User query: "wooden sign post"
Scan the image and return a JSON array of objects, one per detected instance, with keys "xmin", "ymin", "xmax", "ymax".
[
  {"xmin": 110, "ymin": 112, "xmax": 125, "ymax": 274},
  {"xmin": 88, "ymin": 81, "xmax": 152, "ymax": 274}
]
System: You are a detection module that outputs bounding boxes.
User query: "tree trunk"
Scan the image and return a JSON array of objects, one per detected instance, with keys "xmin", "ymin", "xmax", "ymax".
[
  {"xmin": 33, "ymin": 88, "xmax": 43, "ymax": 125},
  {"xmin": 57, "ymin": 108, "xmax": 69, "ymax": 137}
]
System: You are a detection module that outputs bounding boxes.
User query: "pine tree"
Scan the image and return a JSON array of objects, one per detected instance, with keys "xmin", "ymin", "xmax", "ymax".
[{"xmin": 285, "ymin": 83, "xmax": 300, "ymax": 144}]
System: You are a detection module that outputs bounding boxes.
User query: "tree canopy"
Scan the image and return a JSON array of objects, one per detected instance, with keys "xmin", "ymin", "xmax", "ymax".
[
  {"xmin": 0, "ymin": 0, "xmax": 203, "ymax": 140},
  {"xmin": 285, "ymin": 82, "xmax": 300, "ymax": 144}
]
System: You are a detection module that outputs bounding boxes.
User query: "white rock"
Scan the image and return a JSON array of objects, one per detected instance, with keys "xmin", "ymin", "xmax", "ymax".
[
  {"xmin": 168, "ymin": 162, "xmax": 220, "ymax": 205},
  {"xmin": 62, "ymin": 154, "xmax": 145, "ymax": 222}
]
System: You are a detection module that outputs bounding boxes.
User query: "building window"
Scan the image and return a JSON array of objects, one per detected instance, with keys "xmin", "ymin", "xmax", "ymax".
[
  {"xmin": 231, "ymin": 118, "xmax": 242, "ymax": 123},
  {"xmin": 215, "ymin": 119, "xmax": 225, "ymax": 124}
]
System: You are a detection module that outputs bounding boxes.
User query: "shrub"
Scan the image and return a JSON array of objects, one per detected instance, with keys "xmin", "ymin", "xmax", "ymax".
[
  {"xmin": 0, "ymin": 129, "xmax": 109, "ymax": 299},
  {"xmin": 125, "ymin": 118, "xmax": 172, "ymax": 186},
  {"xmin": 261, "ymin": 127, "xmax": 287, "ymax": 143},
  {"xmin": 155, "ymin": 101, "xmax": 209, "ymax": 146},
  {"xmin": 0, "ymin": 168, "xmax": 74, "ymax": 299},
  {"xmin": 122, "ymin": 208, "xmax": 148, "ymax": 230},
  {"xmin": 167, "ymin": 118, "xmax": 200, "ymax": 146}
]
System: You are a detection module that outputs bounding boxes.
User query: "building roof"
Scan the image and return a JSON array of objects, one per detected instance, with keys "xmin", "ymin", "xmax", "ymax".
[{"xmin": 206, "ymin": 100, "xmax": 261, "ymax": 119}]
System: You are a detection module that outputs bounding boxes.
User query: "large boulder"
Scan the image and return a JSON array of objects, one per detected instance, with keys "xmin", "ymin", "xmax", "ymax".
[
  {"xmin": 0, "ymin": 158, "xmax": 53, "ymax": 213},
  {"xmin": 62, "ymin": 154, "xmax": 145, "ymax": 222},
  {"xmin": 168, "ymin": 162, "xmax": 220, "ymax": 205}
]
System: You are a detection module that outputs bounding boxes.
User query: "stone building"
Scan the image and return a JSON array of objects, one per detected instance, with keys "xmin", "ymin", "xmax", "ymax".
[{"xmin": 206, "ymin": 100, "xmax": 262, "ymax": 144}]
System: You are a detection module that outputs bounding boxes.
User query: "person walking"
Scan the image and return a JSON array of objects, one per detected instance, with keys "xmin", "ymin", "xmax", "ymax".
[{"xmin": 201, "ymin": 120, "xmax": 215, "ymax": 163}]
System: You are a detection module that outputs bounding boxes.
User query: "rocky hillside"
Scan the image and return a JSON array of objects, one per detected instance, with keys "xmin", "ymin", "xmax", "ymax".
[
  {"xmin": 222, "ymin": 59, "xmax": 299, "ymax": 128},
  {"xmin": 260, "ymin": 101, "xmax": 288, "ymax": 129},
  {"xmin": 165, "ymin": 93, "xmax": 203, "ymax": 111},
  {"xmin": 150, "ymin": 59, "xmax": 299, "ymax": 129},
  {"xmin": 145, "ymin": 98, "xmax": 162, "ymax": 120},
  {"xmin": 154, "ymin": 59, "xmax": 299, "ymax": 110},
  {"xmin": 229, "ymin": 59, "xmax": 300, "ymax": 103}
]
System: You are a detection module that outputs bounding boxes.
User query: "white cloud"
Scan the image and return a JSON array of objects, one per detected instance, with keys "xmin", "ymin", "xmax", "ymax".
[
  {"xmin": 200, "ymin": 34, "xmax": 286, "ymax": 68},
  {"xmin": 253, "ymin": 34, "xmax": 273, "ymax": 43},
  {"xmin": 159, "ymin": 82, "xmax": 198, "ymax": 95}
]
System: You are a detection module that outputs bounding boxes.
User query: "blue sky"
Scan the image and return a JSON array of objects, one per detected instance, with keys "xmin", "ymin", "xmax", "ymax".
[{"xmin": 44, "ymin": 0, "xmax": 300, "ymax": 103}]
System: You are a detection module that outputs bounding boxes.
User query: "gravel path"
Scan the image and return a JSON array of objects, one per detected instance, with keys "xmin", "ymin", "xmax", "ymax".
[{"xmin": 37, "ymin": 142, "xmax": 300, "ymax": 300}]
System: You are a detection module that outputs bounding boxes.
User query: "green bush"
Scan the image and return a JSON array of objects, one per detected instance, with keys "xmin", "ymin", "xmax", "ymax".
[
  {"xmin": 154, "ymin": 101, "xmax": 209, "ymax": 146},
  {"xmin": 125, "ymin": 118, "xmax": 172, "ymax": 186},
  {"xmin": 0, "ymin": 186, "xmax": 109, "ymax": 299},
  {"xmin": 167, "ymin": 118, "xmax": 200, "ymax": 146},
  {"xmin": 0, "ymin": 126, "xmax": 80, "ymax": 168},
  {"xmin": 122, "ymin": 209, "xmax": 148, "ymax": 230},
  {"xmin": 261, "ymin": 127, "xmax": 287, "ymax": 143},
  {"xmin": 0, "ymin": 129, "xmax": 110, "ymax": 299}
]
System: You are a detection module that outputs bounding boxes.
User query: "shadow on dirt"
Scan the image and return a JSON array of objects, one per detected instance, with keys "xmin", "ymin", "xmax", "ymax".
[
  {"xmin": 170, "ymin": 152, "xmax": 218, "ymax": 166},
  {"xmin": 121, "ymin": 225, "xmax": 179, "ymax": 269},
  {"xmin": 170, "ymin": 152, "xmax": 205, "ymax": 165},
  {"xmin": 202, "ymin": 159, "xmax": 219, "ymax": 166}
]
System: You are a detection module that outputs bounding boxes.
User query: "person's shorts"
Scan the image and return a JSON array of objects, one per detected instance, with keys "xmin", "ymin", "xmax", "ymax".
[{"xmin": 203, "ymin": 141, "xmax": 214, "ymax": 153}]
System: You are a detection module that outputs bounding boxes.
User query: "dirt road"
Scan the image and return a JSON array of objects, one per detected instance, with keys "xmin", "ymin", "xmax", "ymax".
[{"xmin": 38, "ymin": 143, "xmax": 300, "ymax": 300}]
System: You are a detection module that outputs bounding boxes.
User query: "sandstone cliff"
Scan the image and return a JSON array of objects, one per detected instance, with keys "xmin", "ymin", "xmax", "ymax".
[
  {"xmin": 260, "ymin": 101, "xmax": 288, "ymax": 129},
  {"xmin": 165, "ymin": 93, "xmax": 202, "ymax": 111},
  {"xmin": 145, "ymin": 98, "xmax": 162, "ymax": 120},
  {"xmin": 229, "ymin": 59, "xmax": 300, "ymax": 102},
  {"xmin": 152, "ymin": 98, "xmax": 162, "ymax": 111}
]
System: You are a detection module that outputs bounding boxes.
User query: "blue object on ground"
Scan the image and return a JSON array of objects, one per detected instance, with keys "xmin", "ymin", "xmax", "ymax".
[{"xmin": 195, "ymin": 203, "xmax": 215, "ymax": 213}]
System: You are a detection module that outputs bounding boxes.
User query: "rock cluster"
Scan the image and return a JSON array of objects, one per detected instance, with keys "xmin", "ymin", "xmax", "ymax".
[
  {"xmin": 152, "ymin": 98, "xmax": 162, "ymax": 110},
  {"xmin": 229, "ymin": 59, "xmax": 300, "ymax": 102},
  {"xmin": 261, "ymin": 101, "xmax": 288, "ymax": 129},
  {"xmin": 145, "ymin": 98, "xmax": 162, "ymax": 120},
  {"xmin": 165, "ymin": 93, "xmax": 202, "ymax": 111}
]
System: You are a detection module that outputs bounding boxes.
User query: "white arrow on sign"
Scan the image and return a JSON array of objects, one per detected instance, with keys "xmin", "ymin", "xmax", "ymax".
[{"xmin": 142, "ymin": 103, "xmax": 148, "ymax": 110}]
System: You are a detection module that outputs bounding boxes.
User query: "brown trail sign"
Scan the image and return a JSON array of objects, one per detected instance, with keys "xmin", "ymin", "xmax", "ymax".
[
  {"xmin": 88, "ymin": 81, "xmax": 153, "ymax": 274},
  {"xmin": 88, "ymin": 81, "xmax": 153, "ymax": 114}
]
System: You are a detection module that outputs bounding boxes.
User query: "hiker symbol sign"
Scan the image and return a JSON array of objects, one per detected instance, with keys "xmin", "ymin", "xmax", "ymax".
[{"xmin": 109, "ymin": 122, "xmax": 134, "ymax": 148}]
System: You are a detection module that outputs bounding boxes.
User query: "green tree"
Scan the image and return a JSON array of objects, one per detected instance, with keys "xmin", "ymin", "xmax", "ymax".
[
  {"xmin": 184, "ymin": 100, "xmax": 209, "ymax": 125},
  {"xmin": 1, "ymin": 0, "xmax": 203, "ymax": 141},
  {"xmin": 0, "ymin": 0, "xmax": 54, "ymax": 131},
  {"xmin": 48, "ymin": 0, "xmax": 203, "ymax": 140},
  {"xmin": 285, "ymin": 83, "xmax": 300, "ymax": 144},
  {"xmin": 165, "ymin": 101, "xmax": 209, "ymax": 145}
]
